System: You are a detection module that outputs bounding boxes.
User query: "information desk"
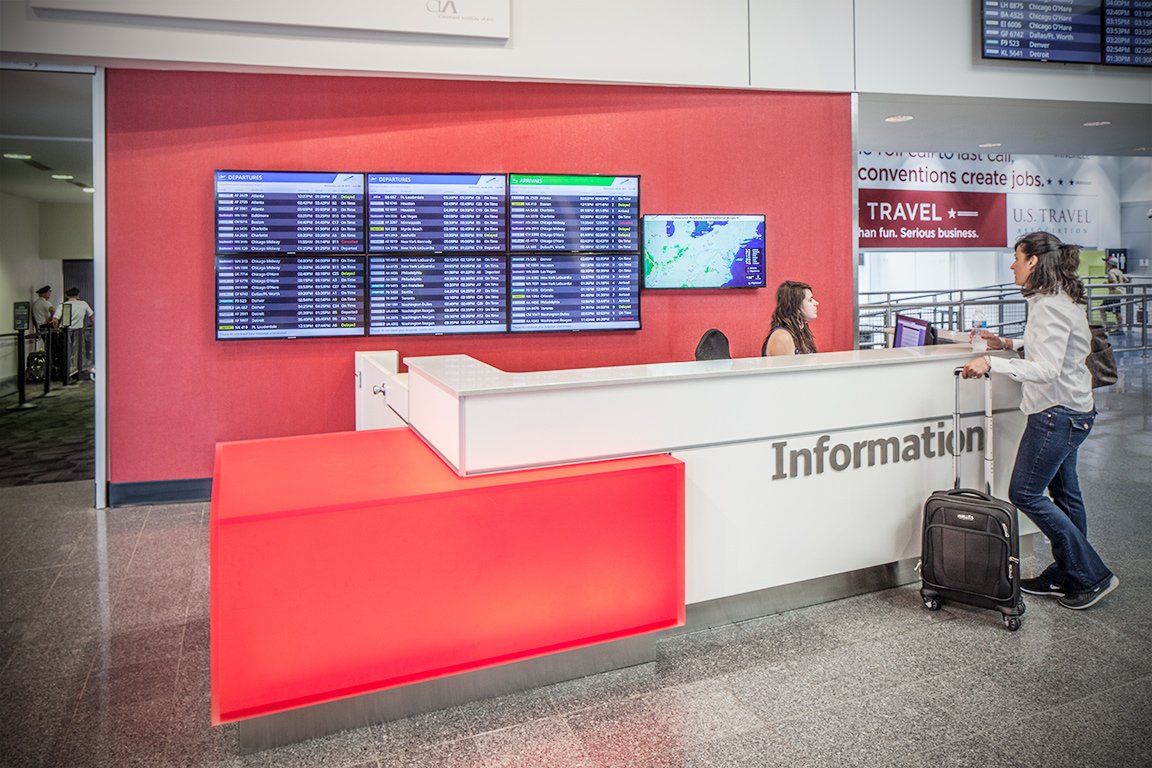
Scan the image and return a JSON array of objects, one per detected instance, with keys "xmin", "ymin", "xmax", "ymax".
[
  {"xmin": 395, "ymin": 345, "xmax": 1035, "ymax": 609},
  {"xmin": 210, "ymin": 428, "xmax": 683, "ymax": 732}
]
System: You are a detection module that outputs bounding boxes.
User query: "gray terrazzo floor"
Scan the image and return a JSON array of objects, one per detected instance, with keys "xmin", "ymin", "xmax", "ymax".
[{"xmin": 1, "ymin": 356, "xmax": 1150, "ymax": 768}]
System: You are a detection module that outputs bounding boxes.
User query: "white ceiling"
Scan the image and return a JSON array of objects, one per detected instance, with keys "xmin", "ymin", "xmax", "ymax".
[
  {"xmin": 0, "ymin": 69, "xmax": 94, "ymax": 204},
  {"xmin": 858, "ymin": 93, "xmax": 1152, "ymax": 157}
]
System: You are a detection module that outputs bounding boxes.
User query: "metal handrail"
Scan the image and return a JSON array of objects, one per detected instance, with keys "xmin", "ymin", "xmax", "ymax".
[{"xmin": 858, "ymin": 279, "xmax": 1151, "ymax": 356}]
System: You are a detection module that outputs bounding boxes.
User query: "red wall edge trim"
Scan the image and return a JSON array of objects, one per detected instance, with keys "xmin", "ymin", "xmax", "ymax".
[{"xmin": 107, "ymin": 70, "xmax": 853, "ymax": 482}]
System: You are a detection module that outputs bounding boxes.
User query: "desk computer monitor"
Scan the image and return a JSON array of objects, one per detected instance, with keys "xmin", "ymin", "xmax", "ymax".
[{"xmin": 893, "ymin": 314, "xmax": 931, "ymax": 348}]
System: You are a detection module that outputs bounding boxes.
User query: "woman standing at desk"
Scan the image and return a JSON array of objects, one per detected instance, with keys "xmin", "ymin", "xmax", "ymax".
[
  {"xmin": 962, "ymin": 231, "xmax": 1118, "ymax": 610},
  {"xmin": 763, "ymin": 280, "xmax": 819, "ymax": 356}
]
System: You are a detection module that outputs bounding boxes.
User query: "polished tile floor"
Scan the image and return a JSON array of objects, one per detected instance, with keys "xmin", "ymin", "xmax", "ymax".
[{"xmin": 2, "ymin": 357, "xmax": 1150, "ymax": 768}]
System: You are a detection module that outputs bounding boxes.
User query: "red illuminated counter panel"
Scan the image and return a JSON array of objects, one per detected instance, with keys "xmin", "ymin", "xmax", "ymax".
[{"xmin": 210, "ymin": 427, "xmax": 684, "ymax": 724}]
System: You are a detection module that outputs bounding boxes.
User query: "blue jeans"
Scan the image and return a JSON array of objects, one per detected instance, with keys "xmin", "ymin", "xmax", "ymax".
[{"xmin": 1009, "ymin": 405, "xmax": 1112, "ymax": 592}]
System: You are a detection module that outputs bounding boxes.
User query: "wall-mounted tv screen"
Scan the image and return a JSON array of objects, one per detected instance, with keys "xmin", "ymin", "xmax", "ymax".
[
  {"xmin": 215, "ymin": 171, "xmax": 365, "ymax": 254},
  {"xmin": 1103, "ymin": 0, "xmax": 1152, "ymax": 66},
  {"xmin": 642, "ymin": 215, "xmax": 766, "ymax": 289},
  {"xmin": 508, "ymin": 174, "xmax": 640, "ymax": 253},
  {"xmin": 981, "ymin": 1, "xmax": 1103, "ymax": 64},
  {"xmin": 367, "ymin": 254, "xmax": 507, "ymax": 335},
  {"xmin": 509, "ymin": 253, "xmax": 640, "ymax": 332},
  {"xmin": 367, "ymin": 173, "xmax": 507, "ymax": 253},
  {"xmin": 215, "ymin": 255, "xmax": 365, "ymax": 339}
]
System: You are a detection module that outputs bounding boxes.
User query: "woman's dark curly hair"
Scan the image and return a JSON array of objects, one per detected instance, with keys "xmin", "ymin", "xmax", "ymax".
[{"xmin": 1016, "ymin": 231, "xmax": 1086, "ymax": 305}]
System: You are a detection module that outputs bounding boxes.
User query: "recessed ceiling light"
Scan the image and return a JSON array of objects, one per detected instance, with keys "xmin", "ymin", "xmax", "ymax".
[
  {"xmin": 81, "ymin": 187, "xmax": 95, "ymax": 193},
  {"xmin": 884, "ymin": 115, "xmax": 915, "ymax": 123},
  {"xmin": 3, "ymin": 152, "xmax": 32, "ymax": 160},
  {"xmin": 1136, "ymin": 147, "xmax": 1152, "ymax": 152},
  {"xmin": 978, "ymin": 143, "xmax": 1002, "ymax": 148},
  {"xmin": 51, "ymin": 174, "xmax": 74, "ymax": 180},
  {"xmin": 1083, "ymin": 121, "xmax": 1112, "ymax": 127}
]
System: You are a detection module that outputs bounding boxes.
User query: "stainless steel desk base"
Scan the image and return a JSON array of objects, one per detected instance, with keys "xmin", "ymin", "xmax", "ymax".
[
  {"xmin": 236, "ymin": 632, "xmax": 656, "ymax": 753},
  {"xmin": 677, "ymin": 532, "xmax": 1038, "ymax": 633}
]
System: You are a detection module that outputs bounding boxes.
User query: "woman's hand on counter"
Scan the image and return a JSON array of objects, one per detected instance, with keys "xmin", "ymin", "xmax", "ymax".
[{"xmin": 977, "ymin": 330, "xmax": 1010, "ymax": 351}]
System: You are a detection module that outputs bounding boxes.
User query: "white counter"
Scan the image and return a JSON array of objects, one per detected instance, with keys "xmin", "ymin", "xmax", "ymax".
[{"xmin": 368, "ymin": 346, "xmax": 1035, "ymax": 606}]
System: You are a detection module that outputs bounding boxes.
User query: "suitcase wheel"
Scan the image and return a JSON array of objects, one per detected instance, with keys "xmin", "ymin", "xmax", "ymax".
[
  {"xmin": 1003, "ymin": 615, "xmax": 1022, "ymax": 632},
  {"xmin": 923, "ymin": 597, "xmax": 941, "ymax": 611},
  {"xmin": 1017, "ymin": 601, "xmax": 1026, "ymax": 616}
]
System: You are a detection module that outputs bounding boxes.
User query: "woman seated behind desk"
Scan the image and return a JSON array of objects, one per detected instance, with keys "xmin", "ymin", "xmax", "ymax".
[{"xmin": 763, "ymin": 280, "xmax": 819, "ymax": 356}]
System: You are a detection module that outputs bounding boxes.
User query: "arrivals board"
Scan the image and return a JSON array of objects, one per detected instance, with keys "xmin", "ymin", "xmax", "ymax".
[
  {"xmin": 367, "ymin": 173, "xmax": 507, "ymax": 253},
  {"xmin": 509, "ymin": 253, "xmax": 640, "ymax": 332},
  {"xmin": 216, "ymin": 255, "xmax": 365, "ymax": 339},
  {"xmin": 981, "ymin": 1, "xmax": 1103, "ymax": 63},
  {"xmin": 1103, "ymin": 0, "xmax": 1152, "ymax": 65},
  {"xmin": 508, "ymin": 174, "xmax": 640, "ymax": 252},
  {"xmin": 367, "ymin": 255, "xmax": 507, "ymax": 335},
  {"xmin": 215, "ymin": 171, "xmax": 365, "ymax": 254}
]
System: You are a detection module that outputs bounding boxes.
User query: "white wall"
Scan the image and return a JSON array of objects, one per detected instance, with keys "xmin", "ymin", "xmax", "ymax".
[
  {"xmin": 39, "ymin": 203, "xmax": 93, "ymax": 261},
  {"xmin": 1, "ymin": 0, "xmax": 752, "ymax": 89},
  {"xmin": 1120, "ymin": 157, "xmax": 1152, "ymax": 203},
  {"xmin": 0, "ymin": 193, "xmax": 63, "ymax": 387},
  {"xmin": 3, "ymin": 0, "xmax": 1147, "ymax": 102},
  {"xmin": 855, "ymin": 0, "xmax": 1151, "ymax": 104}
]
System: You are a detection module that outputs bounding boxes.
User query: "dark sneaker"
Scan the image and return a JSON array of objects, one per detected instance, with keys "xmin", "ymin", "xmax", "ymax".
[
  {"xmin": 1020, "ymin": 576, "xmax": 1065, "ymax": 596},
  {"xmin": 1058, "ymin": 575, "xmax": 1120, "ymax": 610}
]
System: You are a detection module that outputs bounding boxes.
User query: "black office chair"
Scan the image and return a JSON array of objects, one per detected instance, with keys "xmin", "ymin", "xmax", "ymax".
[{"xmin": 694, "ymin": 328, "xmax": 731, "ymax": 361}]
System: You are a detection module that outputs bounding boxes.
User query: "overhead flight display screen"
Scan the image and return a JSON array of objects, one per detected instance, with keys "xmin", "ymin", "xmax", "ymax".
[
  {"xmin": 508, "ymin": 174, "xmax": 640, "ymax": 252},
  {"xmin": 216, "ymin": 255, "xmax": 365, "ymax": 339},
  {"xmin": 509, "ymin": 253, "xmax": 640, "ymax": 332},
  {"xmin": 215, "ymin": 171, "xmax": 365, "ymax": 254},
  {"xmin": 367, "ymin": 173, "xmax": 507, "ymax": 253},
  {"xmin": 1102, "ymin": 1, "xmax": 1152, "ymax": 65},
  {"xmin": 981, "ymin": 1, "xmax": 1103, "ymax": 63},
  {"xmin": 367, "ymin": 255, "xmax": 507, "ymax": 335}
]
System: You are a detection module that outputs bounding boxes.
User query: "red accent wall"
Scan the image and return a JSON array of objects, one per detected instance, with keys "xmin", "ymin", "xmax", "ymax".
[{"xmin": 106, "ymin": 70, "xmax": 853, "ymax": 483}]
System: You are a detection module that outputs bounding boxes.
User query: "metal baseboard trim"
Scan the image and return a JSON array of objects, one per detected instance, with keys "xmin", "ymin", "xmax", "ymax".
[
  {"xmin": 676, "ymin": 532, "xmax": 1041, "ymax": 633},
  {"xmin": 236, "ymin": 633, "xmax": 656, "ymax": 753},
  {"xmin": 107, "ymin": 477, "xmax": 211, "ymax": 506}
]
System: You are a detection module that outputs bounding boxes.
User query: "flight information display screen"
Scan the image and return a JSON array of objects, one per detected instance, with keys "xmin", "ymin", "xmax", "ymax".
[
  {"xmin": 367, "ymin": 255, "xmax": 507, "ymax": 335},
  {"xmin": 216, "ymin": 255, "xmax": 365, "ymax": 339},
  {"xmin": 1103, "ymin": 0, "xmax": 1152, "ymax": 65},
  {"xmin": 215, "ymin": 171, "xmax": 365, "ymax": 254},
  {"xmin": 981, "ymin": 1, "xmax": 1103, "ymax": 63},
  {"xmin": 508, "ymin": 174, "xmax": 640, "ymax": 252},
  {"xmin": 509, "ymin": 253, "xmax": 640, "ymax": 332},
  {"xmin": 367, "ymin": 173, "xmax": 507, "ymax": 253},
  {"xmin": 643, "ymin": 215, "xmax": 766, "ymax": 289}
]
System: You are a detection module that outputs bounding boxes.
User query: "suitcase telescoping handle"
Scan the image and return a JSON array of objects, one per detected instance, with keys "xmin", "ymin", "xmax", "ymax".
[{"xmin": 952, "ymin": 367, "xmax": 994, "ymax": 495}]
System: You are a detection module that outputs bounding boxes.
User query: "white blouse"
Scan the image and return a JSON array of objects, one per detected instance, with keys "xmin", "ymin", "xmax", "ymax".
[{"xmin": 988, "ymin": 292, "xmax": 1094, "ymax": 415}]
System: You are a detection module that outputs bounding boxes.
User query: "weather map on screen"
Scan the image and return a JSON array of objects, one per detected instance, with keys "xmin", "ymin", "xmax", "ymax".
[{"xmin": 643, "ymin": 215, "xmax": 765, "ymax": 289}]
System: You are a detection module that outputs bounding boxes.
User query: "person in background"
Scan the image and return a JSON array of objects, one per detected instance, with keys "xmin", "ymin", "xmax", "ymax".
[
  {"xmin": 963, "ymin": 231, "xmax": 1118, "ymax": 610},
  {"xmin": 31, "ymin": 285, "xmax": 56, "ymax": 330},
  {"xmin": 58, "ymin": 287, "xmax": 95, "ymax": 379},
  {"xmin": 763, "ymin": 280, "xmax": 819, "ymax": 356},
  {"xmin": 1102, "ymin": 254, "xmax": 1130, "ymax": 333}
]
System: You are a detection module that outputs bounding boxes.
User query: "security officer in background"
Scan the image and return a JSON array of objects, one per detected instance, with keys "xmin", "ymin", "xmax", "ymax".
[{"xmin": 31, "ymin": 285, "xmax": 57, "ymax": 330}]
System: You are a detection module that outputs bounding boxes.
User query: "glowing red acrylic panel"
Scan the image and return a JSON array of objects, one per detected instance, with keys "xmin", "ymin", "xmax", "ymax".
[{"xmin": 210, "ymin": 427, "xmax": 684, "ymax": 723}]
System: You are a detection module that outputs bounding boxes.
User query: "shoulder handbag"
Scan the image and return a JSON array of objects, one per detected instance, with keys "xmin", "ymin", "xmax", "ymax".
[{"xmin": 1086, "ymin": 324, "xmax": 1118, "ymax": 389}]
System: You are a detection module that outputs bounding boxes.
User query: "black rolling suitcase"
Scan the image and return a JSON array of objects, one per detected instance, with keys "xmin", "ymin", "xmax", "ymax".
[{"xmin": 919, "ymin": 369, "xmax": 1025, "ymax": 631}]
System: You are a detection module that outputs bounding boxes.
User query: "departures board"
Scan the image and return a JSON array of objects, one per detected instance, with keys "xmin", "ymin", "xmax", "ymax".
[
  {"xmin": 367, "ymin": 255, "xmax": 507, "ymax": 336},
  {"xmin": 215, "ymin": 172, "xmax": 365, "ymax": 254},
  {"xmin": 1103, "ymin": 0, "xmax": 1152, "ymax": 65},
  {"xmin": 367, "ymin": 174, "xmax": 507, "ymax": 253},
  {"xmin": 981, "ymin": 1, "xmax": 1152, "ymax": 65},
  {"xmin": 508, "ymin": 175, "xmax": 640, "ymax": 253},
  {"xmin": 509, "ymin": 253, "xmax": 641, "ymax": 332},
  {"xmin": 216, "ymin": 255, "xmax": 365, "ymax": 339},
  {"xmin": 214, "ymin": 170, "xmax": 647, "ymax": 339}
]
